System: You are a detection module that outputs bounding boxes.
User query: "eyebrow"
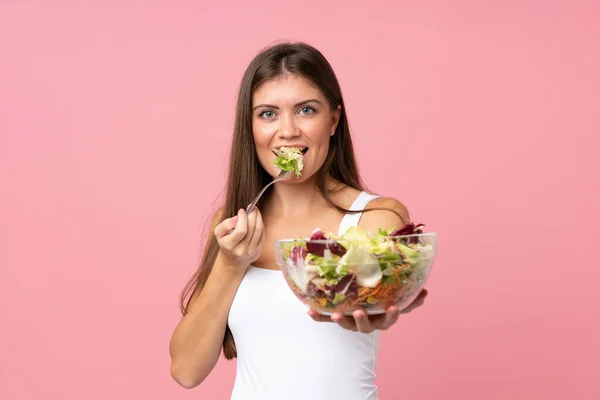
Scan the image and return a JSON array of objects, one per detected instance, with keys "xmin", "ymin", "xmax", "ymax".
[{"xmin": 252, "ymin": 99, "xmax": 323, "ymax": 111}]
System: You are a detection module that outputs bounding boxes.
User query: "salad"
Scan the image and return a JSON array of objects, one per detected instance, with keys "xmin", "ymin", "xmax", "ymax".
[
  {"xmin": 273, "ymin": 147, "xmax": 305, "ymax": 178},
  {"xmin": 278, "ymin": 223, "xmax": 435, "ymax": 314}
]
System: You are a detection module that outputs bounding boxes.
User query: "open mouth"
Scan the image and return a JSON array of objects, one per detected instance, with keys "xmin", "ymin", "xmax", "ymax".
[{"xmin": 272, "ymin": 146, "xmax": 309, "ymax": 156}]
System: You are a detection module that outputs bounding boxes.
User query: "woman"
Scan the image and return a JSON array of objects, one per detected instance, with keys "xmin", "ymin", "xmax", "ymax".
[{"xmin": 169, "ymin": 41, "xmax": 428, "ymax": 399}]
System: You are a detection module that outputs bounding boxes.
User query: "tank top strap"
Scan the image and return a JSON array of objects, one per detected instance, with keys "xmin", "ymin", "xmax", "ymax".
[{"xmin": 337, "ymin": 191, "xmax": 381, "ymax": 236}]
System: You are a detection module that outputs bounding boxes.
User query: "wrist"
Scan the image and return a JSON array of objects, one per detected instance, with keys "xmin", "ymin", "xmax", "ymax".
[{"xmin": 213, "ymin": 252, "xmax": 247, "ymax": 277}]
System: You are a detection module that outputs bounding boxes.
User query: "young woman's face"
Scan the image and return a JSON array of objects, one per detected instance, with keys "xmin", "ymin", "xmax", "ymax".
[{"xmin": 251, "ymin": 74, "xmax": 341, "ymax": 183}]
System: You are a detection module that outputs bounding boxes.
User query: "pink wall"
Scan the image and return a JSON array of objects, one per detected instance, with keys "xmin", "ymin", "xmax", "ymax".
[{"xmin": 1, "ymin": 1, "xmax": 598, "ymax": 399}]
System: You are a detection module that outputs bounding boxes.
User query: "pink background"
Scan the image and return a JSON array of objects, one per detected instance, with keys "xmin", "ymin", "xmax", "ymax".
[{"xmin": 1, "ymin": 1, "xmax": 599, "ymax": 399}]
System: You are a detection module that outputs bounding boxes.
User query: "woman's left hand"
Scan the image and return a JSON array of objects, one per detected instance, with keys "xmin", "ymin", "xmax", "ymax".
[{"xmin": 308, "ymin": 289, "xmax": 428, "ymax": 333}]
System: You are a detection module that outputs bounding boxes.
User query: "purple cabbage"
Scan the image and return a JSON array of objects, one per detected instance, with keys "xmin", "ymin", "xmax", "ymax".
[
  {"xmin": 307, "ymin": 229, "xmax": 347, "ymax": 257},
  {"xmin": 314, "ymin": 273, "xmax": 358, "ymax": 301},
  {"xmin": 333, "ymin": 273, "xmax": 358, "ymax": 300},
  {"xmin": 290, "ymin": 246, "xmax": 307, "ymax": 265},
  {"xmin": 310, "ymin": 229, "xmax": 327, "ymax": 241},
  {"xmin": 389, "ymin": 223, "xmax": 424, "ymax": 236},
  {"xmin": 390, "ymin": 223, "xmax": 425, "ymax": 245}
]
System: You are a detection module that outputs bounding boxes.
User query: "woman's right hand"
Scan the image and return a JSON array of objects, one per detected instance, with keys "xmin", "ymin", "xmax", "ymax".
[{"xmin": 213, "ymin": 208, "xmax": 264, "ymax": 270}]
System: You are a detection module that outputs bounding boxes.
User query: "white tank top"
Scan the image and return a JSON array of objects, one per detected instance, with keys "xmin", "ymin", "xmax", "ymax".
[{"xmin": 228, "ymin": 191, "xmax": 382, "ymax": 400}]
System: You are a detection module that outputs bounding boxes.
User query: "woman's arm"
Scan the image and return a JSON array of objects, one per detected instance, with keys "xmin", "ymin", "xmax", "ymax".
[
  {"xmin": 169, "ymin": 255, "xmax": 246, "ymax": 388},
  {"xmin": 169, "ymin": 207, "xmax": 264, "ymax": 388}
]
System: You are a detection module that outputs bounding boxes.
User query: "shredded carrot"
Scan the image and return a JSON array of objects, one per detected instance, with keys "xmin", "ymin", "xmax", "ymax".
[
  {"xmin": 351, "ymin": 282, "xmax": 401, "ymax": 307},
  {"xmin": 287, "ymin": 268, "xmax": 419, "ymax": 314}
]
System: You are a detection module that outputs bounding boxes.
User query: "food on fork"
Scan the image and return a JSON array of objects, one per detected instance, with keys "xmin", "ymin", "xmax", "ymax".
[{"xmin": 273, "ymin": 146, "xmax": 306, "ymax": 178}]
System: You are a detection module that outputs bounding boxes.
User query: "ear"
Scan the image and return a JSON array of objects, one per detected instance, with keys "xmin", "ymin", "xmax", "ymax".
[{"xmin": 331, "ymin": 104, "xmax": 342, "ymax": 136}]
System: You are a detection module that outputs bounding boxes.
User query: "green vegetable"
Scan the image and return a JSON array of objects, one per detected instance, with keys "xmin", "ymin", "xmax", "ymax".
[{"xmin": 273, "ymin": 147, "xmax": 304, "ymax": 178}]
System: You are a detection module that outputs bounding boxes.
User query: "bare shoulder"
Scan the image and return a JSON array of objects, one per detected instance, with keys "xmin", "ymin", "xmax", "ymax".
[
  {"xmin": 328, "ymin": 185, "xmax": 363, "ymax": 210},
  {"xmin": 359, "ymin": 196, "xmax": 411, "ymax": 232}
]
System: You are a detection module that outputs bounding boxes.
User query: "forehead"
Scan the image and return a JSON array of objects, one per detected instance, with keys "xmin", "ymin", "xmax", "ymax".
[{"xmin": 252, "ymin": 74, "xmax": 326, "ymax": 105}]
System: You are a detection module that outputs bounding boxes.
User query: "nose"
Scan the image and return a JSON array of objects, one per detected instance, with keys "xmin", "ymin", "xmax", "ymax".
[{"xmin": 277, "ymin": 113, "xmax": 300, "ymax": 139}]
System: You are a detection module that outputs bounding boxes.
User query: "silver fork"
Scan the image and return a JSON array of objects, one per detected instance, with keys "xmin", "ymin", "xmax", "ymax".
[{"xmin": 227, "ymin": 170, "xmax": 290, "ymax": 234}]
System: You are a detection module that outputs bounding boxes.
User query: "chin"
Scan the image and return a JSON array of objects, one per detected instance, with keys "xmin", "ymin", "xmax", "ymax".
[
  {"xmin": 282, "ymin": 176, "xmax": 305, "ymax": 184},
  {"xmin": 282, "ymin": 170, "xmax": 316, "ymax": 184}
]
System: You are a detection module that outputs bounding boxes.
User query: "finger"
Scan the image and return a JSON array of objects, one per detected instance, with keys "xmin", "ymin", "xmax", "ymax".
[
  {"xmin": 222, "ymin": 209, "xmax": 247, "ymax": 244},
  {"xmin": 352, "ymin": 310, "xmax": 374, "ymax": 333},
  {"xmin": 330, "ymin": 312, "xmax": 358, "ymax": 331},
  {"xmin": 399, "ymin": 289, "xmax": 428, "ymax": 315},
  {"xmin": 213, "ymin": 215, "xmax": 239, "ymax": 238},
  {"xmin": 378, "ymin": 306, "xmax": 401, "ymax": 330},
  {"xmin": 249, "ymin": 208, "xmax": 263, "ymax": 250},
  {"xmin": 240, "ymin": 206, "xmax": 257, "ymax": 246},
  {"xmin": 308, "ymin": 310, "xmax": 333, "ymax": 322}
]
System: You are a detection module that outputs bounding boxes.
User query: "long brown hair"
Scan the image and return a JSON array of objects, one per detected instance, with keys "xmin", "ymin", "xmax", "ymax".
[{"xmin": 179, "ymin": 41, "xmax": 399, "ymax": 360}]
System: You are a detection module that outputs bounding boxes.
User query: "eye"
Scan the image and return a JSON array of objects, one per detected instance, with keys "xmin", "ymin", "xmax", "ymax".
[
  {"xmin": 299, "ymin": 106, "xmax": 316, "ymax": 115},
  {"xmin": 259, "ymin": 110, "xmax": 276, "ymax": 119}
]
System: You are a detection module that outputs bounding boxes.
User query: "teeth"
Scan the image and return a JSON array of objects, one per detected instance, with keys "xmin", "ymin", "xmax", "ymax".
[{"xmin": 275, "ymin": 146, "xmax": 308, "ymax": 154}]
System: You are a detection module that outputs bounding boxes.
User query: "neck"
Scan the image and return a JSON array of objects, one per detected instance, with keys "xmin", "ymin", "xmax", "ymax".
[{"xmin": 267, "ymin": 175, "xmax": 337, "ymax": 217}]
